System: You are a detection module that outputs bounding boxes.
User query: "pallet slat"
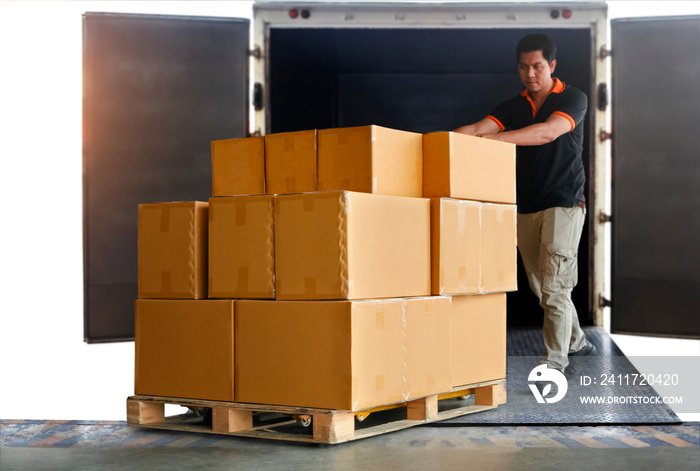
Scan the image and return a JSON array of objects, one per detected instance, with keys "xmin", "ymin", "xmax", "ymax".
[
  {"xmin": 126, "ymin": 398, "xmax": 164, "ymax": 424},
  {"xmin": 212, "ymin": 408, "xmax": 253, "ymax": 434},
  {"xmin": 406, "ymin": 395, "xmax": 438, "ymax": 421},
  {"xmin": 127, "ymin": 378, "xmax": 506, "ymax": 444}
]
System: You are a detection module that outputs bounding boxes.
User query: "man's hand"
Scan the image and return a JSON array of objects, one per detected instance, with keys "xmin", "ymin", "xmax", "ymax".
[
  {"xmin": 476, "ymin": 132, "xmax": 503, "ymax": 141},
  {"xmin": 476, "ymin": 114, "xmax": 573, "ymax": 146},
  {"xmin": 454, "ymin": 117, "xmax": 501, "ymax": 136}
]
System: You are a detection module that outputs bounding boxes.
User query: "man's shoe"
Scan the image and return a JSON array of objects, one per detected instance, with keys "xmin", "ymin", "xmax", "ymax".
[
  {"xmin": 569, "ymin": 341, "xmax": 597, "ymax": 357},
  {"xmin": 565, "ymin": 341, "xmax": 597, "ymax": 377}
]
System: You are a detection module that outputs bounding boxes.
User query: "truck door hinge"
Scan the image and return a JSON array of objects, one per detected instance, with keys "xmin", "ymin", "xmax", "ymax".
[
  {"xmin": 599, "ymin": 46, "xmax": 612, "ymax": 60},
  {"xmin": 253, "ymin": 83, "xmax": 263, "ymax": 111},
  {"xmin": 600, "ymin": 129, "xmax": 613, "ymax": 142},
  {"xmin": 597, "ymin": 83, "xmax": 608, "ymax": 111},
  {"xmin": 250, "ymin": 45, "xmax": 262, "ymax": 60},
  {"xmin": 599, "ymin": 295, "xmax": 612, "ymax": 309},
  {"xmin": 599, "ymin": 212, "xmax": 612, "ymax": 224}
]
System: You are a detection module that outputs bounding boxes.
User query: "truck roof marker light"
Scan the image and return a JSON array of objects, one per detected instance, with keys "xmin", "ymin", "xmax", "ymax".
[
  {"xmin": 551, "ymin": 9, "xmax": 560, "ymax": 19},
  {"xmin": 563, "ymin": 9, "xmax": 572, "ymax": 19},
  {"xmin": 301, "ymin": 9, "xmax": 311, "ymax": 19},
  {"xmin": 289, "ymin": 9, "xmax": 299, "ymax": 19}
]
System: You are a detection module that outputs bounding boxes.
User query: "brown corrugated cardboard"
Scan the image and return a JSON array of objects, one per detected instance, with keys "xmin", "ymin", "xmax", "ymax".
[
  {"xmin": 430, "ymin": 198, "xmax": 481, "ymax": 295},
  {"xmin": 208, "ymin": 195, "xmax": 275, "ymax": 299},
  {"xmin": 265, "ymin": 130, "xmax": 317, "ymax": 194},
  {"xmin": 211, "ymin": 136, "xmax": 265, "ymax": 196},
  {"xmin": 481, "ymin": 203, "xmax": 518, "ymax": 293},
  {"xmin": 274, "ymin": 191, "xmax": 430, "ymax": 300},
  {"xmin": 135, "ymin": 299, "xmax": 235, "ymax": 401},
  {"xmin": 138, "ymin": 201, "xmax": 208, "ymax": 299},
  {"xmin": 450, "ymin": 294, "xmax": 507, "ymax": 387},
  {"xmin": 430, "ymin": 198, "xmax": 517, "ymax": 295},
  {"xmin": 235, "ymin": 297, "xmax": 452, "ymax": 410},
  {"xmin": 235, "ymin": 299, "xmax": 405, "ymax": 410},
  {"xmin": 317, "ymin": 125, "xmax": 422, "ymax": 197},
  {"xmin": 404, "ymin": 296, "xmax": 453, "ymax": 399},
  {"xmin": 423, "ymin": 132, "xmax": 516, "ymax": 204}
]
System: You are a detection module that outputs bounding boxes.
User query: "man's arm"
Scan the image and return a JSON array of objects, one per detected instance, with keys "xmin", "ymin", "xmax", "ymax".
[
  {"xmin": 454, "ymin": 117, "xmax": 501, "ymax": 136},
  {"xmin": 477, "ymin": 113, "xmax": 572, "ymax": 146}
]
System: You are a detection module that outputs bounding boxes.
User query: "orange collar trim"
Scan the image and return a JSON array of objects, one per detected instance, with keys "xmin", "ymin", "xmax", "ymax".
[
  {"xmin": 521, "ymin": 78, "xmax": 565, "ymax": 117},
  {"xmin": 520, "ymin": 78, "xmax": 566, "ymax": 97},
  {"xmin": 552, "ymin": 77, "xmax": 565, "ymax": 93}
]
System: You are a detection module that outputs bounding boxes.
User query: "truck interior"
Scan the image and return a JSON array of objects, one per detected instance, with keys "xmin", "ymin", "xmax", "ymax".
[{"xmin": 267, "ymin": 27, "xmax": 593, "ymax": 327}]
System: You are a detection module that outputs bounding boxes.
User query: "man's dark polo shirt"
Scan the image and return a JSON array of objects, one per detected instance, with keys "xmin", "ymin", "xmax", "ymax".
[{"xmin": 487, "ymin": 78, "xmax": 588, "ymax": 214}]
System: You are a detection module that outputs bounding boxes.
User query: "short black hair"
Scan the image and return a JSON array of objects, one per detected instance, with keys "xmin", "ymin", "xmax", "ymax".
[{"xmin": 516, "ymin": 33, "xmax": 557, "ymax": 64}]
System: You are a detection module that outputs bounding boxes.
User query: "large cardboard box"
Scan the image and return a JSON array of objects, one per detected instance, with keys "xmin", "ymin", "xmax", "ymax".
[
  {"xmin": 211, "ymin": 136, "xmax": 265, "ymax": 196},
  {"xmin": 430, "ymin": 198, "xmax": 517, "ymax": 295},
  {"xmin": 208, "ymin": 195, "xmax": 275, "ymax": 299},
  {"xmin": 317, "ymin": 125, "xmax": 422, "ymax": 197},
  {"xmin": 403, "ymin": 296, "xmax": 453, "ymax": 399},
  {"xmin": 135, "ymin": 299, "xmax": 235, "ymax": 401},
  {"xmin": 275, "ymin": 190, "xmax": 430, "ymax": 300},
  {"xmin": 430, "ymin": 198, "xmax": 481, "ymax": 295},
  {"xmin": 451, "ymin": 294, "xmax": 507, "ymax": 387},
  {"xmin": 138, "ymin": 201, "xmax": 208, "ymax": 299},
  {"xmin": 423, "ymin": 132, "xmax": 516, "ymax": 204},
  {"xmin": 481, "ymin": 202, "xmax": 518, "ymax": 293},
  {"xmin": 265, "ymin": 130, "xmax": 317, "ymax": 194},
  {"xmin": 235, "ymin": 297, "xmax": 451, "ymax": 410}
]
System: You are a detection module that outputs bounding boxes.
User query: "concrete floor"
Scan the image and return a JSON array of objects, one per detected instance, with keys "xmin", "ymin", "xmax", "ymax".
[
  {"xmin": 2, "ymin": 422, "xmax": 698, "ymax": 471},
  {"xmin": 3, "ymin": 444, "xmax": 699, "ymax": 471}
]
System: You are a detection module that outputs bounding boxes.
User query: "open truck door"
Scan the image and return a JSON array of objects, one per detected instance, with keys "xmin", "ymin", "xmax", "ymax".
[
  {"xmin": 82, "ymin": 13, "xmax": 250, "ymax": 342},
  {"xmin": 610, "ymin": 15, "xmax": 700, "ymax": 338}
]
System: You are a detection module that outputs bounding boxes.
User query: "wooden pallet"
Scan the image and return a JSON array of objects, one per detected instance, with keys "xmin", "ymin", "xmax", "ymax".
[{"xmin": 127, "ymin": 378, "xmax": 506, "ymax": 444}]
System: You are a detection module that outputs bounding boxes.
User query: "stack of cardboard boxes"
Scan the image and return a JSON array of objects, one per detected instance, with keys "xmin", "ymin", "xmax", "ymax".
[{"xmin": 134, "ymin": 125, "xmax": 516, "ymax": 411}]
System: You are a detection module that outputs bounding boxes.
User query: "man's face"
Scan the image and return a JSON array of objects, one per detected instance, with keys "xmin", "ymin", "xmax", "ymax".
[{"xmin": 518, "ymin": 50, "xmax": 556, "ymax": 95}]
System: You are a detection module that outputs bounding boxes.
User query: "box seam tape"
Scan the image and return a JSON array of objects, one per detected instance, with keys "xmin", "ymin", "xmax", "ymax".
[
  {"xmin": 159, "ymin": 204, "xmax": 171, "ymax": 232},
  {"xmin": 339, "ymin": 192, "xmax": 349, "ymax": 298},
  {"xmin": 267, "ymin": 198, "xmax": 276, "ymax": 297},
  {"xmin": 478, "ymin": 203, "xmax": 484, "ymax": 294},
  {"xmin": 189, "ymin": 205, "xmax": 196, "ymax": 296},
  {"xmin": 401, "ymin": 301, "xmax": 410, "ymax": 401}
]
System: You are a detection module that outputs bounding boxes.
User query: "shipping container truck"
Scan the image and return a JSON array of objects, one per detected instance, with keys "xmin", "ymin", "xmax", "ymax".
[{"xmin": 82, "ymin": 1, "xmax": 700, "ymax": 342}]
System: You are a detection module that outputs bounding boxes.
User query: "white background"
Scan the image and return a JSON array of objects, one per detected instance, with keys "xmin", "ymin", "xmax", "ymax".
[{"xmin": 0, "ymin": 1, "xmax": 698, "ymax": 422}]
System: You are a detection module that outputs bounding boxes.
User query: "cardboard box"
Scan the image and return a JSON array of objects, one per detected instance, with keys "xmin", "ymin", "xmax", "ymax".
[
  {"xmin": 431, "ymin": 198, "xmax": 481, "ymax": 295},
  {"xmin": 317, "ymin": 125, "xmax": 423, "ymax": 197},
  {"xmin": 135, "ymin": 299, "xmax": 235, "ymax": 401},
  {"xmin": 423, "ymin": 132, "xmax": 516, "ymax": 204},
  {"xmin": 450, "ymin": 294, "xmax": 507, "ymax": 387},
  {"xmin": 404, "ymin": 296, "xmax": 453, "ymax": 399},
  {"xmin": 430, "ymin": 198, "xmax": 517, "ymax": 295},
  {"xmin": 481, "ymin": 203, "xmax": 518, "ymax": 293},
  {"xmin": 208, "ymin": 195, "xmax": 275, "ymax": 299},
  {"xmin": 138, "ymin": 201, "xmax": 208, "ymax": 299},
  {"xmin": 265, "ymin": 130, "xmax": 317, "ymax": 194},
  {"xmin": 275, "ymin": 191, "xmax": 430, "ymax": 300},
  {"xmin": 211, "ymin": 136, "xmax": 265, "ymax": 196},
  {"xmin": 235, "ymin": 297, "xmax": 451, "ymax": 410}
]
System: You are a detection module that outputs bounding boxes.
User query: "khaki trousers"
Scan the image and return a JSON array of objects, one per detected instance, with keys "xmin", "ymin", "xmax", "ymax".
[{"xmin": 517, "ymin": 206, "xmax": 587, "ymax": 371}]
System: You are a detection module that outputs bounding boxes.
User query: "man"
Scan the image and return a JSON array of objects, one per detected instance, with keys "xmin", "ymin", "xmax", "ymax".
[{"xmin": 455, "ymin": 33, "xmax": 596, "ymax": 376}]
